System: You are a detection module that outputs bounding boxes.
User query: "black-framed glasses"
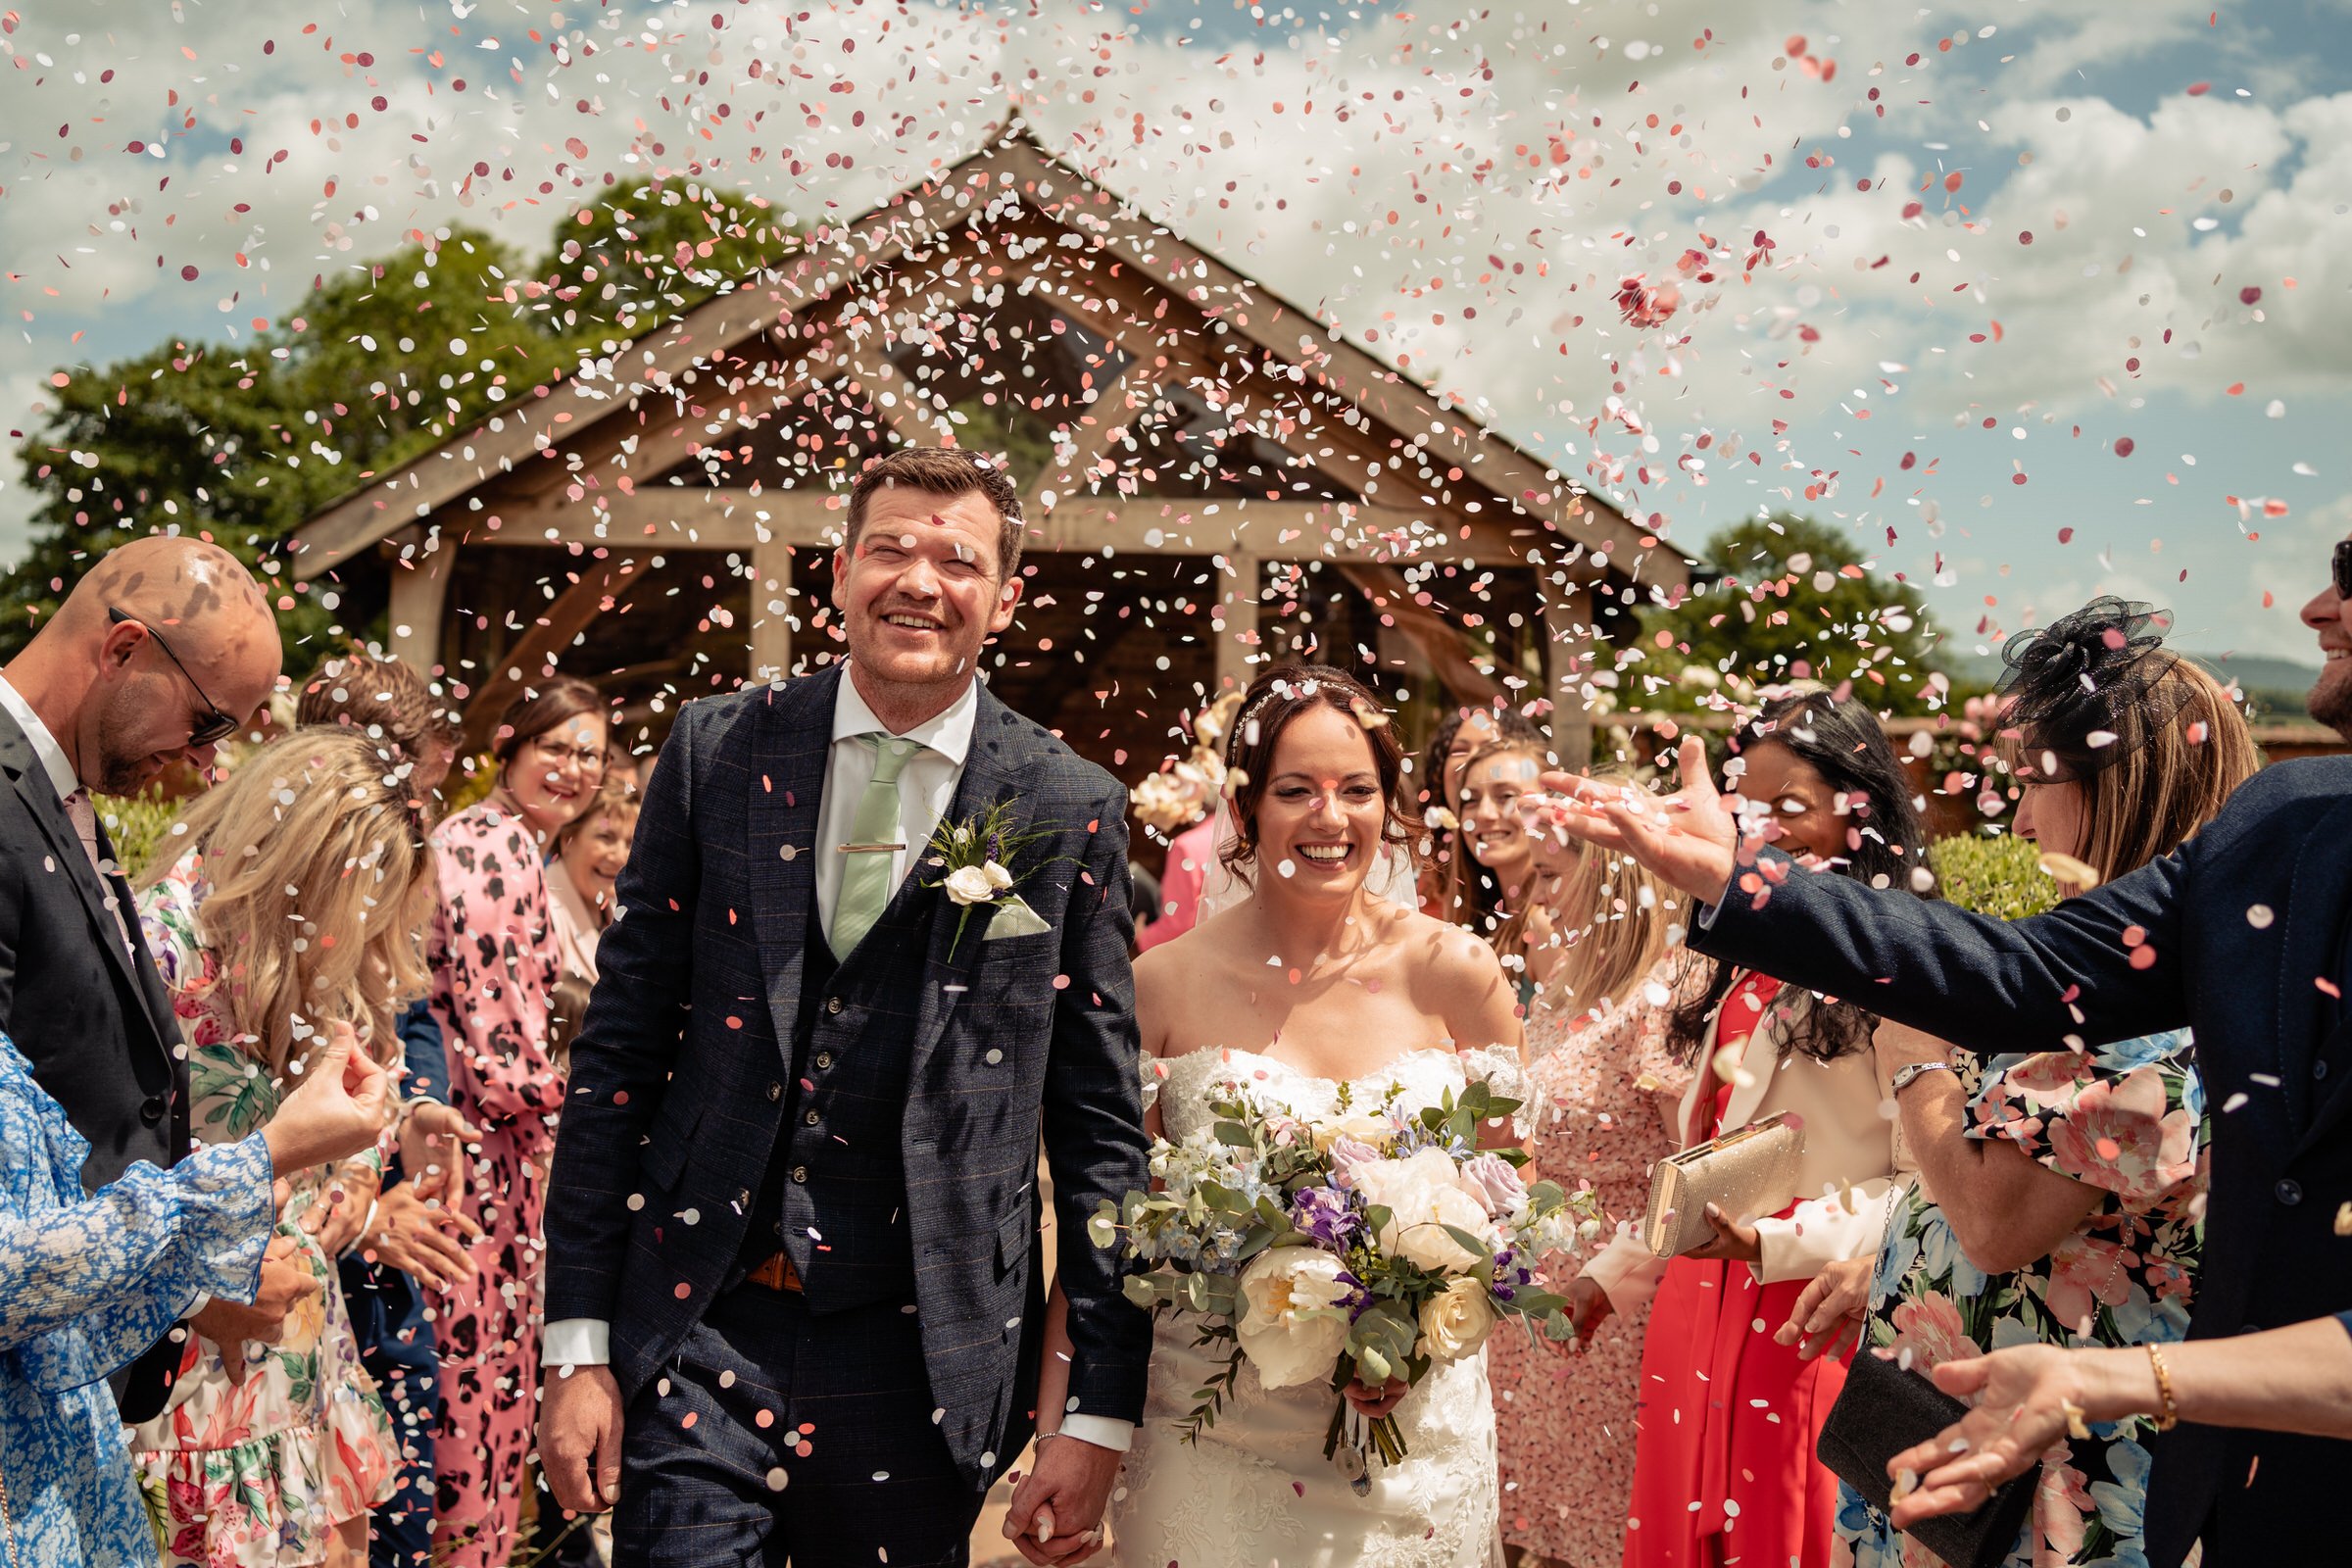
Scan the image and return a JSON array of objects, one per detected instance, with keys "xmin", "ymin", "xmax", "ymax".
[
  {"xmin": 2335, "ymin": 539, "xmax": 2352, "ymax": 600},
  {"xmin": 108, "ymin": 608, "xmax": 238, "ymax": 748}
]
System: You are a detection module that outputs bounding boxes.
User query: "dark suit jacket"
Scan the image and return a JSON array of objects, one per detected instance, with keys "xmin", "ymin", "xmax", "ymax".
[
  {"xmin": 543, "ymin": 665, "xmax": 1152, "ymax": 1483},
  {"xmin": 0, "ymin": 703, "xmax": 185, "ymax": 1186},
  {"xmin": 1689, "ymin": 756, "xmax": 2352, "ymax": 1568},
  {"xmin": 0, "ymin": 701, "xmax": 190, "ymax": 1423}
]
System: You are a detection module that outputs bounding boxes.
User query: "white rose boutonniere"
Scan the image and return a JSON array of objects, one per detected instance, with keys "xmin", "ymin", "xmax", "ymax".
[
  {"xmin": 943, "ymin": 864, "xmax": 998, "ymax": 905},
  {"xmin": 922, "ymin": 798, "xmax": 1063, "ymax": 954}
]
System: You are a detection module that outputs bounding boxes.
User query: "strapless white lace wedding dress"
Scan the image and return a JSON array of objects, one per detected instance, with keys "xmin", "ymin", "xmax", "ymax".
[{"xmin": 1108, "ymin": 1047, "xmax": 1503, "ymax": 1568}]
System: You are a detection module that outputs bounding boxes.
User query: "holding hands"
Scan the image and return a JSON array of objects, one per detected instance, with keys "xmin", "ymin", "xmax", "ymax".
[{"xmin": 1003, "ymin": 1435, "xmax": 1122, "ymax": 1566}]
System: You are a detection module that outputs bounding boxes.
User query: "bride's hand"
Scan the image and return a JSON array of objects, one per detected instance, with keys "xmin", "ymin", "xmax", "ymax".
[{"xmin": 1343, "ymin": 1374, "xmax": 1409, "ymax": 1419}]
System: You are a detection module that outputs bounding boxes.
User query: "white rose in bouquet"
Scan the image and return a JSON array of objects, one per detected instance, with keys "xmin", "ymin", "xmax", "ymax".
[
  {"xmin": 1418, "ymin": 1274, "xmax": 1498, "ymax": 1363},
  {"xmin": 1352, "ymin": 1148, "xmax": 1496, "ymax": 1273},
  {"xmin": 942, "ymin": 864, "xmax": 996, "ymax": 905},
  {"xmin": 1311, "ymin": 1111, "xmax": 1396, "ymax": 1154},
  {"xmin": 1236, "ymin": 1248, "xmax": 1354, "ymax": 1390}
]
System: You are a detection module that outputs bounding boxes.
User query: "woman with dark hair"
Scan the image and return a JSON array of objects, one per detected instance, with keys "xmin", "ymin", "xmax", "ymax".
[
  {"xmin": 1416, "ymin": 700, "xmax": 1544, "ymax": 923},
  {"xmin": 1788, "ymin": 602, "xmax": 2258, "ymax": 1568},
  {"xmin": 1570, "ymin": 689, "xmax": 1926, "ymax": 1568},
  {"xmin": 423, "ymin": 676, "xmax": 606, "ymax": 1567},
  {"xmin": 1098, "ymin": 663, "xmax": 1528, "ymax": 1567}
]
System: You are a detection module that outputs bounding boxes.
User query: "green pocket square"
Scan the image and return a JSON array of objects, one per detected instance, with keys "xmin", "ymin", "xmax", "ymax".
[{"xmin": 982, "ymin": 896, "xmax": 1053, "ymax": 940}]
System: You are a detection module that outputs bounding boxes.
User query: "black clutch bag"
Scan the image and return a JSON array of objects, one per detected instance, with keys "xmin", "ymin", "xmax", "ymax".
[{"xmin": 1816, "ymin": 1347, "xmax": 2039, "ymax": 1568}]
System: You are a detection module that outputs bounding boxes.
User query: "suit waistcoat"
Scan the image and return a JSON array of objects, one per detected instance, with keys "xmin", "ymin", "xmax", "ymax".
[{"xmin": 739, "ymin": 858, "xmax": 936, "ymax": 1312}]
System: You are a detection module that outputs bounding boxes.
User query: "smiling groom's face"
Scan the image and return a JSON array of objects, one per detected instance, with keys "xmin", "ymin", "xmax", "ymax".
[{"xmin": 833, "ymin": 486, "xmax": 1023, "ymax": 697}]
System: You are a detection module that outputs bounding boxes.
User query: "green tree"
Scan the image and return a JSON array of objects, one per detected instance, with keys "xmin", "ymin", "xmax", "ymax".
[
  {"xmin": 535, "ymin": 177, "xmax": 794, "ymax": 343},
  {"xmin": 1633, "ymin": 514, "xmax": 1949, "ymax": 715},
  {"xmin": 0, "ymin": 182, "xmax": 800, "ymax": 659}
]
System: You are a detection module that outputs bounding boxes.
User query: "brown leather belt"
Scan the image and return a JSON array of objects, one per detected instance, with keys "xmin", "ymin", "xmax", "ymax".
[{"xmin": 746, "ymin": 1251, "xmax": 804, "ymax": 1293}]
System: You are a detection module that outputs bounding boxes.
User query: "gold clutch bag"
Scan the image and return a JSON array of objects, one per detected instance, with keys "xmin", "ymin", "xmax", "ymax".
[{"xmin": 1641, "ymin": 1111, "xmax": 1806, "ymax": 1258}]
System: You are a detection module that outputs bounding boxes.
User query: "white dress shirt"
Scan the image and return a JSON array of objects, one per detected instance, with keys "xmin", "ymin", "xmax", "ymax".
[
  {"xmin": 544, "ymin": 668, "xmax": 1131, "ymax": 1452},
  {"xmin": 0, "ymin": 674, "xmax": 80, "ymax": 804},
  {"xmin": 812, "ymin": 668, "xmax": 976, "ymax": 948}
]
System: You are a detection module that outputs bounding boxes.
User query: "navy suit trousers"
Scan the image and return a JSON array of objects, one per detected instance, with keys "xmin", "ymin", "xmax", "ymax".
[{"xmin": 612, "ymin": 1283, "xmax": 987, "ymax": 1568}]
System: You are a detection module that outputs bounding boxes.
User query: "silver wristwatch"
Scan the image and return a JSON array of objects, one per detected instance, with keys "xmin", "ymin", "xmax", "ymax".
[{"xmin": 1889, "ymin": 1060, "xmax": 1957, "ymax": 1095}]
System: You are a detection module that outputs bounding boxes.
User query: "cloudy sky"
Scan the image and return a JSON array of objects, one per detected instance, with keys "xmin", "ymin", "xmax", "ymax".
[{"xmin": 4, "ymin": 0, "xmax": 2348, "ymax": 669}]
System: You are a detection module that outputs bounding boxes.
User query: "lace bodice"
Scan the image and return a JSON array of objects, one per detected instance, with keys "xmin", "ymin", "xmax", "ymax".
[{"xmin": 1151, "ymin": 1046, "xmax": 1490, "ymax": 1141}]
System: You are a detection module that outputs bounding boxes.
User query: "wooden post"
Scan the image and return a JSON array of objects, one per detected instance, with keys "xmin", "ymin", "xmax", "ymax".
[
  {"xmin": 1215, "ymin": 552, "xmax": 1259, "ymax": 698},
  {"xmin": 386, "ymin": 528, "xmax": 455, "ymax": 676},
  {"xmin": 752, "ymin": 525, "xmax": 795, "ymax": 682},
  {"xmin": 1542, "ymin": 576, "xmax": 1594, "ymax": 771}
]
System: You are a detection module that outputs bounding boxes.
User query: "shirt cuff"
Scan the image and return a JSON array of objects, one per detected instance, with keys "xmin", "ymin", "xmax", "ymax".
[
  {"xmin": 542, "ymin": 1318, "xmax": 612, "ymax": 1367},
  {"xmin": 185, "ymin": 1291, "xmax": 212, "ymax": 1319},
  {"xmin": 1054, "ymin": 1413, "xmax": 1135, "ymax": 1452}
]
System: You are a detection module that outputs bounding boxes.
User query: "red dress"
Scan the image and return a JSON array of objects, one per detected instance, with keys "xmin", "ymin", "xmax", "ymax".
[{"xmin": 1624, "ymin": 972, "xmax": 1849, "ymax": 1568}]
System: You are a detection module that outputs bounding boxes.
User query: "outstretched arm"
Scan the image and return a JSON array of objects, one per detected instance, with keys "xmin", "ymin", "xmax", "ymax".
[
  {"xmin": 1888, "ymin": 1318, "xmax": 2352, "ymax": 1529},
  {"xmin": 1545, "ymin": 737, "xmax": 2193, "ymax": 1055}
]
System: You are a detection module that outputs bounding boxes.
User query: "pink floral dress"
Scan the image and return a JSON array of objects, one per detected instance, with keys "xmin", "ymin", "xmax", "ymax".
[
  {"xmin": 129, "ymin": 852, "xmax": 401, "ymax": 1568},
  {"xmin": 1837, "ymin": 1030, "xmax": 2205, "ymax": 1568},
  {"xmin": 1490, "ymin": 955, "xmax": 1701, "ymax": 1567},
  {"xmin": 423, "ymin": 802, "xmax": 564, "ymax": 1568}
]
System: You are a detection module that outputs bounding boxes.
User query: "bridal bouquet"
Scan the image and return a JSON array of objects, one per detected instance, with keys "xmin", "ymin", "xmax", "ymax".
[{"xmin": 1089, "ymin": 1059, "xmax": 1603, "ymax": 1479}]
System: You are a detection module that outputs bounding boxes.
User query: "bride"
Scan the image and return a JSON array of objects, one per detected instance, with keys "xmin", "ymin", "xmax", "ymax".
[{"xmin": 1096, "ymin": 662, "xmax": 1526, "ymax": 1568}]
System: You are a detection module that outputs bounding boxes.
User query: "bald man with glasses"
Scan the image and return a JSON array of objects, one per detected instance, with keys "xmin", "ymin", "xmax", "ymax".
[{"xmin": 0, "ymin": 536, "xmax": 286, "ymax": 1423}]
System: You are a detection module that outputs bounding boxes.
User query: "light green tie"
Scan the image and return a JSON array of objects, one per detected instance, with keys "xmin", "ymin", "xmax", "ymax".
[{"xmin": 832, "ymin": 734, "xmax": 918, "ymax": 956}]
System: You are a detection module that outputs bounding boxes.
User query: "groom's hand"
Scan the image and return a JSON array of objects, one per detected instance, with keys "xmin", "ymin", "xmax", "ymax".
[
  {"xmin": 1003, "ymin": 1434, "xmax": 1120, "ymax": 1566},
  {"xmin": 540, "ymin": 1363, "xmax": 625, "ymax": 1514}
]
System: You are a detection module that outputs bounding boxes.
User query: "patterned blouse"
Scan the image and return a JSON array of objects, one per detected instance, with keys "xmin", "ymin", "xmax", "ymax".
[
  {"xmin": 128, "ymin": 853, "xmax": 401, "ymax": 1568},
  {"xmin": 0, "ymin": 1035, "xmax": 273, "ymax": 1568},
  {"xmin": 1838, "ymin": 1030, "xmax": 2205, "ymax": 1568}
]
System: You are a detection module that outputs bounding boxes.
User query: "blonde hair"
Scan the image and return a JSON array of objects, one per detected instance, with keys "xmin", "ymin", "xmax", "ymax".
[
  {"xmin": 2056, "ymin": 658, "xmax": 2260, "ymax": 883},
  {"xmin": 141, "ymin": 730, "xmax": 438, "ymax": 1078},
  {"xmin": 551, "ymin": 774, "xmax": 641, "ymax": 863},
  {"xmin": 1543, "ymin": 769, "xmax": 1679, "ymax": 1018}
]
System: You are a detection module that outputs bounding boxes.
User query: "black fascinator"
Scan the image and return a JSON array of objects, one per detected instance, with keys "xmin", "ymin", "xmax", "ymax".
[{"xmin": 1995, "ymin": 597, "xmax": 2186, "ymax": 784}]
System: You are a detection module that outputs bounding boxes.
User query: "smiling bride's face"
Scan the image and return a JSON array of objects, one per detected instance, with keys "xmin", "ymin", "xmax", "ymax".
[{"xmin": 1247, "ymin": 703, "xmax": 1391, "ymax": 900}]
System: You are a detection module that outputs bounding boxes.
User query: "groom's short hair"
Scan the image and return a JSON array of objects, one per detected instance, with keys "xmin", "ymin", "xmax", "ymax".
[{"xmin": 844, "ymin": 447, "xmax": 1027, "ymax": 579}]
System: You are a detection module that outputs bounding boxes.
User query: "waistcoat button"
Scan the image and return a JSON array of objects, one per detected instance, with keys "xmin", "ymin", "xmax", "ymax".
[
  {"xmin": 2276, "ymin": 1178, "xmax": 2303, "ymax": 1206},
  {"xmin": 826, "ymin": 997, "xmax": 845, "ymax": 1015},
  {"xmin": 813, "ymin": 1052, "xmax": 833, "ymax": 1070},
  {"xmin": 765, "ymin": 1081, "xmax": 783, "ymax": 1102},
  {"xmin": 804, "ymin": 1108, "xmax": 820, "ymax": 1127},
  {"xmin": 790, "ymin": 1165, "xmax": 808, "ymax": 1185}
]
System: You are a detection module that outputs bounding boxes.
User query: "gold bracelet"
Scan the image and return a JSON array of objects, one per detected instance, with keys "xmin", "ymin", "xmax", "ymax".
[{"xmin": 2145, "ymin": 1344, "xmax": 2180, "ymax": 1432}]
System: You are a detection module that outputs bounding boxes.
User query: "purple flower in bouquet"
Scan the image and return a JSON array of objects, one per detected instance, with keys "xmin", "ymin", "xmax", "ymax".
[
  {"xmin": 1458, "ymin": 1152, "xmax": 1530, "ymax": 1222},
  {"xmin": 1291, "ymin": 1184, "xmax": 1364, "ymax": 1248}
]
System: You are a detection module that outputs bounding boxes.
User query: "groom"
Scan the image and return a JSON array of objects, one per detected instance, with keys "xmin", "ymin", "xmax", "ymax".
[{"xmin": 539, "ymin": 447, "xmax": 1152, "ymax": 1567}]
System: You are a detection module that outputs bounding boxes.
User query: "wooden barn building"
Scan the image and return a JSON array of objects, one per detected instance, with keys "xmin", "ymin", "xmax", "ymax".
[{"xmin": 289, "ymin": 122, "xmax": 1680, "ymax": 782}]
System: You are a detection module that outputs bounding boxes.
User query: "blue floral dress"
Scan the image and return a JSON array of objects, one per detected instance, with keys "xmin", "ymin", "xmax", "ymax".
[
  {"xmin": 1838, "ymin": 1031, "xmax": 2204, "ymax": 1568},
  {"xmin": 0, "ymin": 1035, "xmax": 274, "ymax": 1568}
]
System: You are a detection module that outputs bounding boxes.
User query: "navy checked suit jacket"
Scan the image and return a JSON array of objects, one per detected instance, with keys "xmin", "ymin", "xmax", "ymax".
[
  {"xmin": 1689, "ymin": 756, "xmax": 2352, "ymax": 1568},
  {"xmin": 542, "ymin": 664, "xmax": 1152, "ymax": 1483}
]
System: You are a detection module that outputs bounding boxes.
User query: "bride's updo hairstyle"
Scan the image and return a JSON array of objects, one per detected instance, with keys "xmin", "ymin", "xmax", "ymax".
[{"xmin": 1217, "ymin": 662, "xmax": 1415, "ymax": 885}]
